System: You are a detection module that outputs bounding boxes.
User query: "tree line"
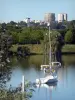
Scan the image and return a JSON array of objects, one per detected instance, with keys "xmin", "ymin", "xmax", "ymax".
[
  {"xmin": 0, "ymin": 20, "xmax": 75, "ymax": 57},
  {"xmin": 0, "ymin": 20, "xmax": 75, "ymax": 44}
]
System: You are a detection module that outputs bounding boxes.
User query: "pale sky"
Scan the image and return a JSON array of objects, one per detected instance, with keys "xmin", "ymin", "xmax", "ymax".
[{"xmin": 0, "ymin": 0, "xmax": 74, "ymax": 22}]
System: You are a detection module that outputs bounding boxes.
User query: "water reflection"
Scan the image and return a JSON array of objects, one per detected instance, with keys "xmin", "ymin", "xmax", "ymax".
[
  {"xmin": 7, "ymin": 55, "xmax": 75, "ymax": 86},
  {"xmin": 36, "ymin": 83, "xmax": 57, "ymax": 90},
  {"xmin": 62, "ymin": 54, "xmax": 75, "ymax": 66},
  {"xmin": 10, "ymin": 55, "xmax": 43, "ymax": 70},
  {"xmin": 32, "ymin": 83, "xmax": 57, "ymax": 100},
  {"xmin": 1, "ymin": 54, "xmax": 75, "ymax": 100}
]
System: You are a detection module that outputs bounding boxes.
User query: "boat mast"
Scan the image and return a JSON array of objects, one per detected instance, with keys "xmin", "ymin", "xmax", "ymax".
[{"xmin": 48, "ymin": 23, "xmax": 51, "ymax": 73}]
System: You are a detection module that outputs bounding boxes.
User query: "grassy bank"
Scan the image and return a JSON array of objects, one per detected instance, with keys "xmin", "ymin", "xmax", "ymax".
[
  {"xmin": 10, "ymin": 44, "xmax": 75, "ymax": 55},
  {"xmin": 62, "ymin": 44, "xmax": 75, "ymax": 54},
  {"xmin": 10, "ymin": 44, "xmax": 44, "ymax": 54}
]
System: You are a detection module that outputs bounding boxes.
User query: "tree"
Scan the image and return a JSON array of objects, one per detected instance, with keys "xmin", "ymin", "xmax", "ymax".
[
  {"xmin": 17, "ymin": 46, "xmax": 30, "ymax": 56},
  {"xmin": 18, "ymin": 21, "xmax": 27, "ymax": 27},
  {"xmin": 0, "ymin": 80, "xmax": 34, "ymax": 100},
  {"xmin": 0, "ymin": 28, "xmax": 13, "ymax": 65},
  {"xmin": 0, "ymin": 30, "xmax": 13, "ymax": 88},
  {"xmin": 43, "ymin": 30, "xmax": 63, "ymax": 52},
  {"xmin": 11, "ymin": 32, "xmax": 19, "ymax": 44},
  {"xmin": 65, "ymin": 30, "xmax": 73, "ymax": 43}
]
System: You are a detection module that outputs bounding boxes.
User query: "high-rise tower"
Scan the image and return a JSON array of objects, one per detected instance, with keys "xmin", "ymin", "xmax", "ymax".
[
  {"xmin": 44, "ymin": 13, "xmax": 55, "ymax": 23},
  {"xmin": 58, "ymin": 13, "xmax": 67, "ymax": 22}
]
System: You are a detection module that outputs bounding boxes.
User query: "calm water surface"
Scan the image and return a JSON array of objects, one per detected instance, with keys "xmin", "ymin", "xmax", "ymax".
[{"xmin": 7, "ymin": 55, "xmax": 75, "ymax": 100}]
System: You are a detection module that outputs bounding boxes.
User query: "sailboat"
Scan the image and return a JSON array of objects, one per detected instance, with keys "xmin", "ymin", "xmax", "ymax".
[
  {"xmin": 36, "ymin": 82, "xmax": 57, "ymax": 90},
  {"xmin": 36, "ymin": 24, "xmax": 58, "ymax": 84}
]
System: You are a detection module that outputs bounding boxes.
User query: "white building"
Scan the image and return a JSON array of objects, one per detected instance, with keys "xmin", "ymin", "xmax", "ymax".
[
  {"xmin": 58, "ymin": 13, "xmax": 67, "ymax": 22},
  {"xmin": 64, "ymin": 13, "xmax": 67, "ymax": 21},
  {"xmin": 24, "ymin": 18, "xmax": 30, "ymax": 23},
  {"xmin": 58, "ymin": 14, "xmax": 64, "ymax": 22},
  {"xmin": 35, "ymin": 20, "xmax": 41, "ymax": 23}
]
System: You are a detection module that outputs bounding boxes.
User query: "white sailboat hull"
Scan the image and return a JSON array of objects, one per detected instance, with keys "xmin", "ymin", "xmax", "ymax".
[{"xmin": 36, "ymin": 75, "xmax": 57, "ymax": 84}]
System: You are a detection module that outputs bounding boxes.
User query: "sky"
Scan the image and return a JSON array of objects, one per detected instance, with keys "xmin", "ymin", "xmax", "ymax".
[{"xmin": 0, "ymin": 0, "xmax": 75, "ymax": 22}]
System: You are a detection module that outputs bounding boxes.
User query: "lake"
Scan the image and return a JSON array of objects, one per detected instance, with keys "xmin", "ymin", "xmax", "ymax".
[{"xmin": 6, "ymin": 55, "xmax": 75, "ymax": 100}]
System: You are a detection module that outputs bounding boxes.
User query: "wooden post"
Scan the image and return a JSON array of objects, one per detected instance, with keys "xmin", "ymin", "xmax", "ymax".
[{"xmin": 22, "ymin": 75, "xmax": 25, "ymax": 92}]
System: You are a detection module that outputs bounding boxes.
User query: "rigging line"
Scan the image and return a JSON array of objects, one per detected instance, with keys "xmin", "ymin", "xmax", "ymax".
[
  {"xmin": 49, "ymin": 25, "xmax": 52, "ymax": 73},
  {"xmin": 43, "ymin": 33, "xmax": 48, "ymax": 65}
]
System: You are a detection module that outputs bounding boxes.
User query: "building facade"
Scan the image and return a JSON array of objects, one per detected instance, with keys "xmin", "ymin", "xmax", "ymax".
[
  {"xmin": 58, "ymin": 13, "xmax": 67, "ymax": 22},
  {"xmin": 64, "ymin": 13, "xmax": 67, "ymax": 21},
  {"xmin": 44, "ymin": 13, "xmax": 55, "ymax": 23}
]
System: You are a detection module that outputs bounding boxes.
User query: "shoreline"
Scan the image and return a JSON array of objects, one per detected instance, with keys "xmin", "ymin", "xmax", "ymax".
[{"xmin": 9, "ymin": 44, "xmax": 75, "ymax": 56}]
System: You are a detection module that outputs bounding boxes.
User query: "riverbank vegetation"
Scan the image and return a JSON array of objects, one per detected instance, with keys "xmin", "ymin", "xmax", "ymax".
[
  {"xmin": 0, "ymin": 80, "xmax": 34, "ymax": 100},
  {"xmin": 10, "ymin": 44, "xmax": 75, "ymax": 55},
  {"xmin": 62, "ymin": 44, "xmax": 75, "ymax": 54},
  {"xmin": 0, "ymin": 20, "xmax": 75, "ymax": 56},
  {"xmin": 10, "ymin": 44, "xmax": 43, "ymax": 55}
]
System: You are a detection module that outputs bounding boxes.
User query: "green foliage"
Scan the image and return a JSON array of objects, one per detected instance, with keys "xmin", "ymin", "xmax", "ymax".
[
  {"xmin": 11, "ymin": 32, "xmax": 19, "ymax": 43},
  {"xmin": 58, "ymin": 29, "xmax": 67, "ymax": 38},
  {"xmin": 62, "ymin": 44, "xmax": 75, "ymax": 53},
  {"xmin": 17, "ymin": 46, "xmax": 30, "ymax": 56},
  {"xmin": 65, "ymin": 30, "xmax": 73, "ymax": 43},
  {"xmin": 68, "ymin": 20, "xmax": 75, "ymax": 29},
  {"xmin": 17, "ymin": 27, "xmax": 44, "ymax": 44},
  {"xmin": 0, "ymin": 80, "xmax": 34, "ymax": 100},
  {"xmin": 44, "ymin": 30, "xmax": 62, "ymax": 52},
  {"xmin": 10, "ymin": 44, "xmax": 43, "ymax": 54},
  {"xmin": 0, "ymin": 31, "xmax": 12, "ymax": 61}
]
